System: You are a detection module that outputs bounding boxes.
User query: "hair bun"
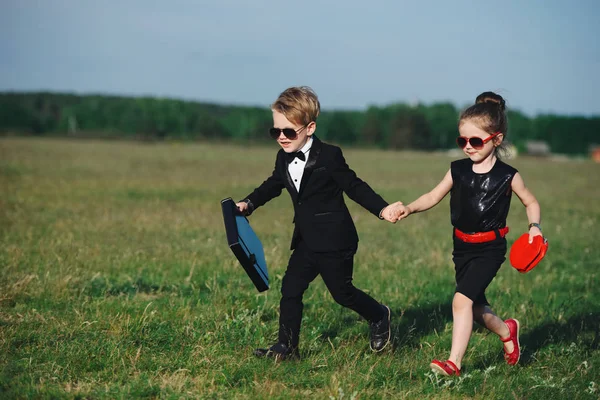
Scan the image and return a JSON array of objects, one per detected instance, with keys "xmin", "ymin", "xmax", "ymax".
[{"xmin": 475, "ymin": 91, "xmax": 506, "ymax": 111}]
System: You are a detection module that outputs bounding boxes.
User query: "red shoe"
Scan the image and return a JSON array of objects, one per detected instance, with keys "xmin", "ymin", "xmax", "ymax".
[
  {"xmin": 430, "ymin": 359, "xmax": 461, "ymax": 377},
  {"xmin": 500, "ymin": 318, "xmax": 520, "ymax": 365}
]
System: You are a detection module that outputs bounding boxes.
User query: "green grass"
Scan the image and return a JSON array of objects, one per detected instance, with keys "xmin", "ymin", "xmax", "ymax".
[{"xmin": 1, "ymin": 138, "xmax": 599, "ymax": 399}]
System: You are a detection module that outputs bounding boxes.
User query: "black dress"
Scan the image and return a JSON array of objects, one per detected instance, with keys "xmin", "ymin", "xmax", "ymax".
[{"xmin": 449, "ymin": 158, "xmax": 518, "ymax": 305}]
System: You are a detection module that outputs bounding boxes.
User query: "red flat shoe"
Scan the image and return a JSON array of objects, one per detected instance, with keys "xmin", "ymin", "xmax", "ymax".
[
  {"xmin": 430, "ymin": 359, "xmax": 461, "ymax": 376},
  {"xmin": 500, "ymin": 318, "xmax": 520, "ymax": 365}
]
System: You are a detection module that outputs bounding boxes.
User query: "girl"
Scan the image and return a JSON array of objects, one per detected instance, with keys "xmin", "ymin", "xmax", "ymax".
[{"xmin": 392, "ymin": 92, "xmax": 543, "ymax": 376}]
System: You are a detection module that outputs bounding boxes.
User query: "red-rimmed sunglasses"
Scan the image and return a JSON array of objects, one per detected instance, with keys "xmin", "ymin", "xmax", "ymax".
[
  {"xmin": 269, "ymin": 124, "xmax": 308, "ymax": 140},
  {"xmin": 456, "ymin": 132, "xmax": 501, "ymax": 149}
]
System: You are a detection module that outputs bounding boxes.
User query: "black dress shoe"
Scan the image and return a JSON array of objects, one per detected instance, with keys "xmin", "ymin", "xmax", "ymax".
[
  {"xmin": 369, "ymin": 305, "xmax": 391, "ymax": 352},
  {"xmin": 253, "ymin": 342, "xmax": 299, "ymax": 361}
]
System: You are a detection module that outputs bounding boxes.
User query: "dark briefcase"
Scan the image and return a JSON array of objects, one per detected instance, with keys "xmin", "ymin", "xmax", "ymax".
[{"xmin": 221, "ymin": 198, "xmax": 269, "ymax": 292}]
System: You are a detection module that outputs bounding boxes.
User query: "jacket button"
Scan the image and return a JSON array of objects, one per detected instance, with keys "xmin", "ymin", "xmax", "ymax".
[{"xmin": 298, "ymin": 201, "xmax": 302, "ymax": 205}]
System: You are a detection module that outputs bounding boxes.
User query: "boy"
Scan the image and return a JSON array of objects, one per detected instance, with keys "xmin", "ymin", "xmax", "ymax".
[{"xmin": 236, "ymin": 86, "xmax": 399, "ymax": 360}]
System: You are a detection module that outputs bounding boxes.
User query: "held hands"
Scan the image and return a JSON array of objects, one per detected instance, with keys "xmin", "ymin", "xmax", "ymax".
[
  {"xmin": 381, "ymin": 201, "xmax": 411, "ymax": 223},
  {"xmin": 381, "ymin": 201, "xmax": 406, "ymax": 223}
]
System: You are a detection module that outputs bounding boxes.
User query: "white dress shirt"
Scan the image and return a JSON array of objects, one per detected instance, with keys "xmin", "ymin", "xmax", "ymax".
[{"xmin": 288, "ymin": 137, "xmax": 313, "ymax": 192}]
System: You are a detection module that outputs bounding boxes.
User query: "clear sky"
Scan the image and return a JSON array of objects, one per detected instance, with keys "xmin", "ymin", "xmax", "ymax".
[{"xmin": 1, "ymin": 0, "xmax": 599, "ymax": 116}]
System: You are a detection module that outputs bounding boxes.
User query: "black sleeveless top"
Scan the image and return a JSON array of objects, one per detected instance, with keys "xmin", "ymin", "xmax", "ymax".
[{"xmin": 450, "ymin": 158, "xmax": 518, "ymax": 233}]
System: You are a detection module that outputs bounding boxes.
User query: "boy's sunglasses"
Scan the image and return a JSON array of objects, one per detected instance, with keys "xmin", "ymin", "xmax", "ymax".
[
  {"xmin": 456, "ymin": 132, "xmax": 501, "ymax": 149},
  {"xmin": 269, "ymin": 124, "xmax": 308, "ymax": 140}
]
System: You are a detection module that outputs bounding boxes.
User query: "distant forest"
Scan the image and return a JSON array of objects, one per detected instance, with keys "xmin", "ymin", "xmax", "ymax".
[{"xmin": 1, "ymin": 92, "xmax": 598, "ymax": 155}]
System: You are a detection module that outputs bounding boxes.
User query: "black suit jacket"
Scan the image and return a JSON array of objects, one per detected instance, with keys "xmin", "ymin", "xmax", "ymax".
[{"xmin": 243, "ymin": 136, "xmax": 388, "ymax": 252}]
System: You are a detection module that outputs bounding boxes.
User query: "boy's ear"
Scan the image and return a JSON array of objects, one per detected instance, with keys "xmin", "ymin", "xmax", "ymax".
[{"xmin": 306, "ymin": 121, "xmax": 317, "ymax": 136}]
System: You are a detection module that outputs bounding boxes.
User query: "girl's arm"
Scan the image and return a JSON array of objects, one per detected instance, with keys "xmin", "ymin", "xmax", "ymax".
[
  {"xmin": 396, "ymin": 169, "xmax": 453, "ymax": 220},
  {"xmin": 511, "ymin": 172, "xmax": 542, "ymax": 241}
]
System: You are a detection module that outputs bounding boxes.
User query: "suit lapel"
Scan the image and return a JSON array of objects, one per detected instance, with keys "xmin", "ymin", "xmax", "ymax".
[
  {"xmin": 278, "ymin": 150, "xmax": 298, "ymax": 201},
  {"xmin": 298, "ymin": 136, "xmax": 322, "ymax": 199}
]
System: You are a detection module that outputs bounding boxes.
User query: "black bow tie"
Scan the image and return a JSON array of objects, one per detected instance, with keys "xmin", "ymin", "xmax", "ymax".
[{"xmin": 286, "ymin": 151, "xmax": 306, "ymax": 162}]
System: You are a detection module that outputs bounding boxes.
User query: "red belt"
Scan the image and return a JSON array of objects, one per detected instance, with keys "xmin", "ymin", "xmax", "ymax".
[{"xmin": 454, "ymin": 227, "xmax": 509, "ymax": 243}]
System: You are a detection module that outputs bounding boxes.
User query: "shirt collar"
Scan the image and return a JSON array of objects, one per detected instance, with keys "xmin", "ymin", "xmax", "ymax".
[{"xmin": 299, "ymin": 137, "xmax": 313, "ymax": 155}]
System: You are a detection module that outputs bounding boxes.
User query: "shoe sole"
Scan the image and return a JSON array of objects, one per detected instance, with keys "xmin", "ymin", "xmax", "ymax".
[
  {"xmin": 276, "ymin": 352, "xmax": 300, "ymax": 362},
  {"xmin": 370, "ymin": 305, "xmax": 391, "ymax": 352},
  {"xmin": 254, "ymin": 348, "xmax": 300, "ymax": 361},
  {"xmin": 512, "ymin": 318, "xmax": 521, "ymax": 365},
  {"xmin": 430, "ymin": 362, "xmax": 452, "ymax": 376},
  {"xmin": 255, "ymin": 352, "xmax": 299, "ymax": 362}
]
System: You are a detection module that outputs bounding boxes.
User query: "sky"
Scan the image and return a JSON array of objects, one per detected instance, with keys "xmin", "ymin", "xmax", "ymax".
[{"xmin": 1, "ymin": 0, "xmax": 599, "ymax": 116}]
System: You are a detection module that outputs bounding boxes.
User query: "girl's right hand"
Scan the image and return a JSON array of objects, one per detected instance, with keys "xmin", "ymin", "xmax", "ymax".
[{"xmin": 395, "ymin": 205, "xmax": 411, "ymax": 221}]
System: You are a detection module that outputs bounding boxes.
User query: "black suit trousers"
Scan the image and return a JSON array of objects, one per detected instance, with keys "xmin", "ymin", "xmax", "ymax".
[{"xmin": 278, "ymin": 240, "xmax": 385, "ymax": 348}]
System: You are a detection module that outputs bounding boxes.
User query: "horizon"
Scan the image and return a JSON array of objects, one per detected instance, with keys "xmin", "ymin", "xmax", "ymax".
[{"xmin": 3, "ymin": 89, "xmax": 598, "ymax": 119}]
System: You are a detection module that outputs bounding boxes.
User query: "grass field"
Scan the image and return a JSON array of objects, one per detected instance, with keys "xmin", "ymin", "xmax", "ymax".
[{"xmin": 1, "ymin": 138, "xmax": 599, "ymax": 399}]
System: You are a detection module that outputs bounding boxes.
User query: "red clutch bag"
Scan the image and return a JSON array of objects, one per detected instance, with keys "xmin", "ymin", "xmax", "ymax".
[{"xmin": 509, "ymin": 233, "xmax": 548, "ymax": 273}]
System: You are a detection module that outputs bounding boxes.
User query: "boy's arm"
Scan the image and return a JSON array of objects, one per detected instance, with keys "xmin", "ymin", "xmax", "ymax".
[
  {"xmin": 330, "ymin": 147, "xmax": 388, "ymax": 217},
  {"xmin": 397, "ymin": 169, "xmax": 453, "ymax": 219},
  {"xmin": 511, "ymin": 172, "xmax": 542, "ymax": 241},
  {"xmin": 238, "ymin": 158, "xmax": 285, "ymax": 215}
]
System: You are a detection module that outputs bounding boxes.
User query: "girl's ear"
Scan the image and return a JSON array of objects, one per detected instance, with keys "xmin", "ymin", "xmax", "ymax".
[{"xmin": 494, "ymin": 133, "xmax": 505, "ymax": 147}]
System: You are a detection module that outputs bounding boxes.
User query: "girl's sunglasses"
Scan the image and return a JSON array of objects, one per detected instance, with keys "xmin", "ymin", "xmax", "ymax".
[
  {"xmin": 269, "ymin": 124, "xmax": 308, "ymax": 140},
  {"xmin": 456, "ymin": 132, "xmax": 501, "ymax": 149}
]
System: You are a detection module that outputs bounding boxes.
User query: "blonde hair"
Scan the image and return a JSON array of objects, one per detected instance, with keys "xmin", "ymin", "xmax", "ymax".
[{"xmin": 271, "ymin": 86, "xmax": 320, "ymax": 126}]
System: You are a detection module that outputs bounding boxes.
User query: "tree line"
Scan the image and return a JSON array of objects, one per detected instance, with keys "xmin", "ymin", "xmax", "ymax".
[{"xmin": 1, "ymin": 92, "xmax": 598, "ymax": 155}]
